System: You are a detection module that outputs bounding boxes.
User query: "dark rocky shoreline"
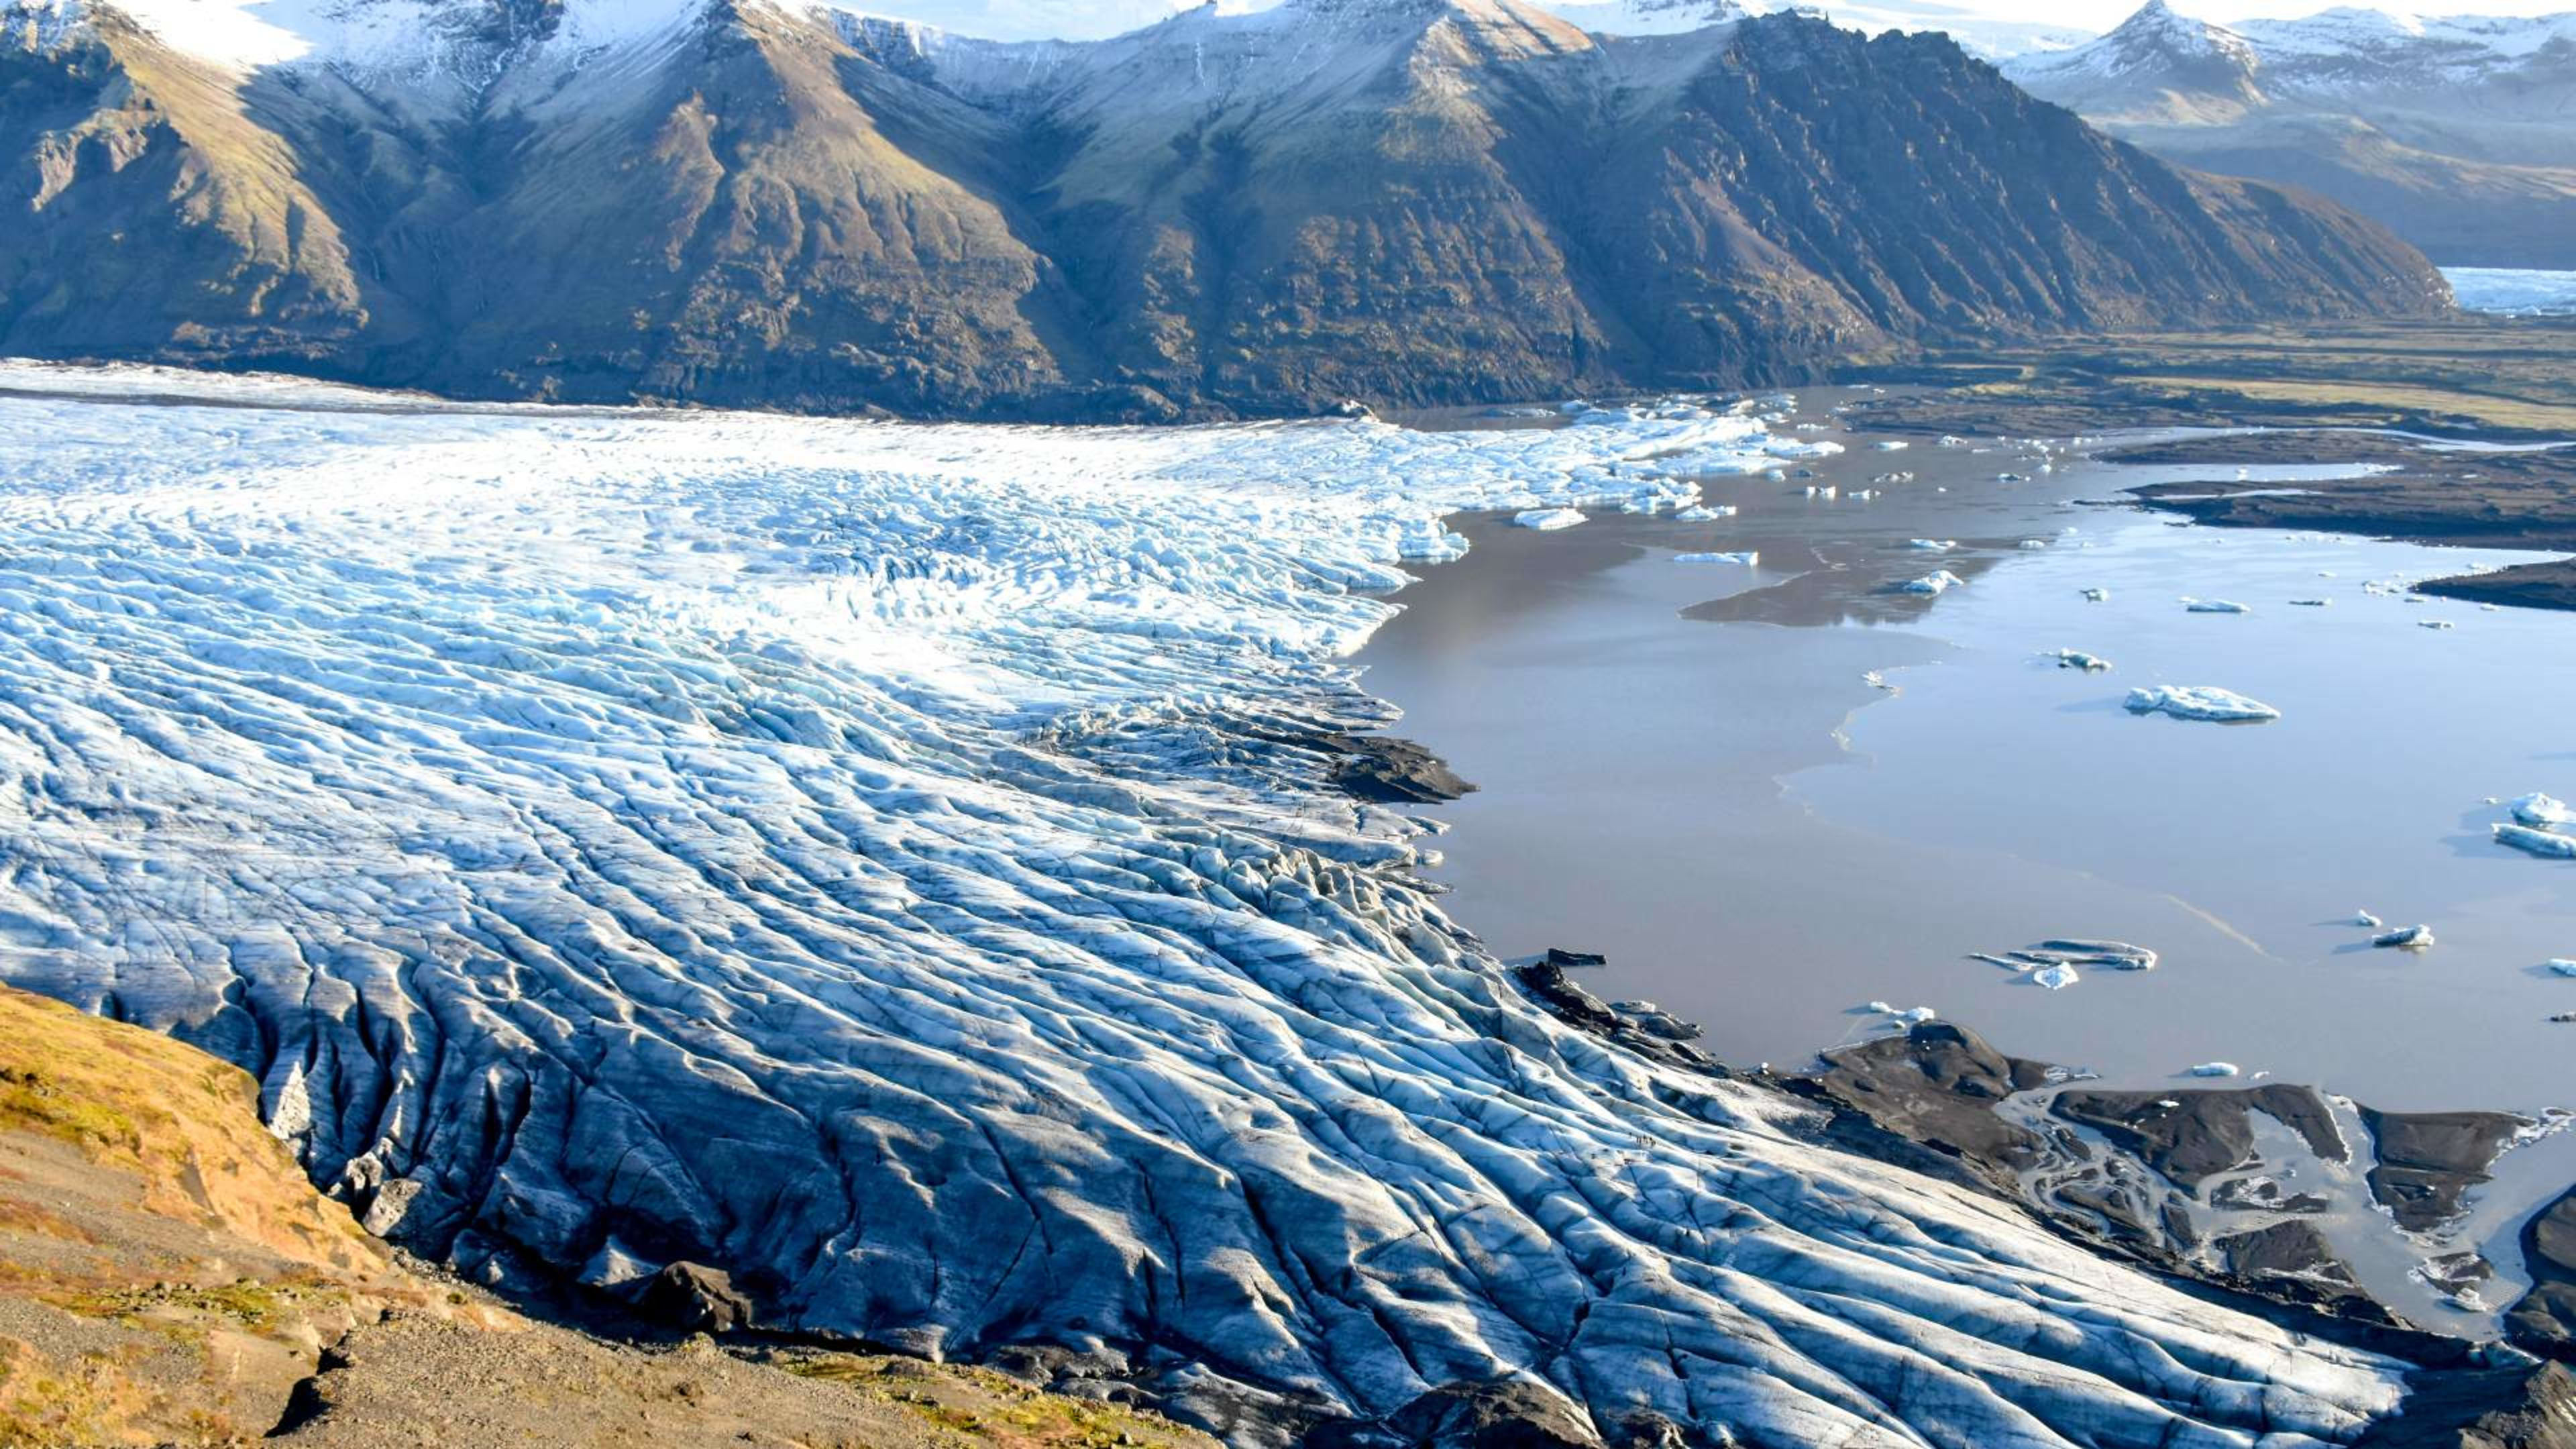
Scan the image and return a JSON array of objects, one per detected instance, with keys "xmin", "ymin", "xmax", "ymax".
[
  {"xmin": 2104, "ymin": 430, "xmax": 2576, "ymax": 611},
  {"xmin": 1507, "ymin": 965, "xmax": 2576, "ymax": 1446}
]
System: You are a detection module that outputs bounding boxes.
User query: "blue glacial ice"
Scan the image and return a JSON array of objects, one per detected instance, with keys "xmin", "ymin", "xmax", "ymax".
[{"xmin": 2125, "ymin": 686, "xmax": 2282, "ymax": 722}]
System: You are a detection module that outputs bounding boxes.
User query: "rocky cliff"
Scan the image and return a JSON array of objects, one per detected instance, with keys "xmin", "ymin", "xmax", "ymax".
[{"xmin": 0, "ymin": 0, "xmax": 2448, "ymax": 418}]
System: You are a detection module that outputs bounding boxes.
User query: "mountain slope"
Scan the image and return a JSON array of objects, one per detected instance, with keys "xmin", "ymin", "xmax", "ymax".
[
  {"xmin": 2010, "ymin": 2, "xmax": 2576, "ymax": 268},
  {"xmin": 1, "ymin": 0, "xmax": 2449, "ymax": 417}
]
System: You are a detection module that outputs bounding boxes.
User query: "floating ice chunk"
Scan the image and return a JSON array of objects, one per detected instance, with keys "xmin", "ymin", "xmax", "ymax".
[
  {"xmin": 1672, "ymin": 504, "xmax": 1737, "ymax": 522},
  {"xmin": 1867, "ymin": 1000, "xmax": 1898, "ymax": 1014},
  {"xmin": 1898, "ymin": 1006, "xmax": 1937, "ymax": 1023},
  {"xmin": 2052, "ymin": 649, "xmax": 2111, "ymax": 673},
  {"xmin": 1871, "ymin": 440, "xmax": 1911, "ymax": 451},
  {"xmin": 2289, "ymin": 598, "xmax": 2332, "ymax": 607},
  {"xmin": 2182, "ymin": 598, "xmax": 2251, "ymax": 614},
  {"xmin": 2082, "ymin": 588, "xmax": 2110, "ymax": 602},
  {"xmin": 2033, "ymin": 965, "xmax": 2079, "ymax": 989},
  {"xmin": 1906, "ymin": 539, "xmax": 1957, "ymax": 551},
  {"xmin": 1674, "ymin": 551, "xmax": 1758, "ymax": 566},
  {"xmin": 1998, "ymin": 472, "xmax": 2028, "ymax": 482},
  {"xmin": 2356, "ymin": 910, "xmax": 2382, "ymax": 928},
  {"xmin": 2548, "ymin": 961, "xmax": 2576, "ymax": 978},
  {"xmin": 1803, "ymin": 484, "xmax": 1837, "ymax": 498},
  {"xmin": 2190, "ymin": 1063, "xmax": 2241, "ymax": 1077},
  {"xmin": 2125, "ymin": 686, "xmax": 2279, "ymax": 722},
  {"xmin": 2371, "ymin": 924, "xmax": 2436, "ymax": 950},
  {"xmin": 1895, "ymin": 570, "xmax": 1964, "ymax": 596},
  {"xmin": 1983, "ymin": 940, "xmax": 2157, "ymax": 974},
  {"xmin": 2420, "ymin": 620, "xmax": 2455, "ymax": 631},
  {"xmin": 2041, "ymin": 940, "xmax": 2159, "ymax": 971},
  {"xmin": 2496, "ymin": 823, "xmax": 2576, "ymax": 859},
  {"xmin": 1513, "ymin": 507, "xmax": 1587, "ymax": 530},
  {"xmin": 2017, "ymin": 539, "xmax": 2049, "ymax": 550},
  {"xmin": 2510, "ymin": 794, "xmax": 2575, "ymax": 827}
]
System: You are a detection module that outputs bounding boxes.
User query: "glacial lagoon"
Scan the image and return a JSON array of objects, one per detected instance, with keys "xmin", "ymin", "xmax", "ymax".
[{"xmin": 1360, "ymin": 396, "xmax": 2576, "ymax": 1115}]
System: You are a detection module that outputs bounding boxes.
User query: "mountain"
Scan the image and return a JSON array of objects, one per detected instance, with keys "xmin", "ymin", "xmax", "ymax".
[
  {"xmin": 0, "ymin": 0, "xmax": 2444, "ymax": 419},
  {"xmin": 2010, "ymin": 1, "xmax": 2576, "ymax": 268}
]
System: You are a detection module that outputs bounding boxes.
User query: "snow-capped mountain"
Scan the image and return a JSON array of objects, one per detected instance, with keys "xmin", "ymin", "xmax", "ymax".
[
  {"xmin": 2010, "ymin": 1, "xmax": 2576, "ymax": 264},
  {"xmin": 0, "ymin": 0, "xmax": 2441, "ymax": 417}
]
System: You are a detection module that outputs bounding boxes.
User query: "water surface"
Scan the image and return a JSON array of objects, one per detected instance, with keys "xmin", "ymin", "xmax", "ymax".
[{"xmin": 1360, "ymin": 397, "xmax": 2576, "ymax": 1116}]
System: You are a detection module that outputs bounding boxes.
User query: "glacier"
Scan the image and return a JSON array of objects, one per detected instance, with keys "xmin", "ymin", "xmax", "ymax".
[{"xmin": 0, "ymin": 364, "xmax": 2416, "ymax": 1444}]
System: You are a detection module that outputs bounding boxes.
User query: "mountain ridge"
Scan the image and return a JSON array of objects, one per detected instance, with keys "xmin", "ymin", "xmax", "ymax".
[
  {"xmin": 2010, "ymin": 1, "xmax": 2576, "ymax": 266},
  {"xmin": 2, "ymin": 0, "xmax": 2449, "ymax": 418}
]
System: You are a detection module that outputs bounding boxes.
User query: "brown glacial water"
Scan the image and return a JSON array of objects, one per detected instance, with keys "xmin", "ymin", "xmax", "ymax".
[{"xmin": 1358, "ymin": 393, "xmax": 2576, "ymax": 1117}]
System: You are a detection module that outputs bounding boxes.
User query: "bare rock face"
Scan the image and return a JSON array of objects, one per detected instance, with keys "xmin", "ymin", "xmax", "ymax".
[
  {"xmin": 1309, "ymin": 1379, "xmax": 1604, "ymax": 1449},
  {"xmin": 2509, "ymin": 1187, "xmax": 2576, "ymax": 1352},
  {"xmin": 633, "ymin": 1262, "xmax": 757, "ymax": 1334},
  {"xmin": 0, "ymin": 0, "xmax": 2445, "ymax": 417},
  {"xmin": 2360, "ymin": 1108, "xmax": 2532, "ymax": 1233}
]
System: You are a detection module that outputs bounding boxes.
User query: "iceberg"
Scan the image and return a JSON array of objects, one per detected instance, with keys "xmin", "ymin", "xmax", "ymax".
[
  {"xmin": 2125, "ymin": 686, "xmax": 2280, "ymax": 722},
  {"xmin": 1513, "ymin": 506, "xmax": 1587, "ymax": 530},
  {"xmin": 2033, "ymin": 965, "xmax": 2079, "ymax": 989},
  {"xmin": 1674, "ymin": 551, "xmax": 1758, "ymax": 566},
  {"xmin": 2420, "ymin": 620, "xmax": 2455, "ymax": 631},
  {"xmin": 2082, "ymin": 587, "xmax": 2110, "ymax": 602},
  {"xmin": 2182, "ymin": 598, "xmax": 2252, "ymax": 613},
  {"xmin": 2052, "ymin": 649, "xmax": 2111, "ymax": 672},
  {"xmin": 2371, "ymin": 925, "xmax": 2436, "ymax": 950},
  {"xmin": 2549, "ymin": 961, "xmax": 2576, "ymax": 978},
  {"xmin": 1905, "ymin": 539, "xmax": 1956, "ymax": 551},
  {"xmin": 1871, "ymin": 439, "xmax": 1911, "ymax": 451},
  {"xmin": 2190, "ymin": 1063, "xmax": 2242, "ymax": 1078},
  {"xmin": 1672, "ymin": 504, "xmax": 1736, "ymax": 521},
  {"xmin": 1979, "ymin": 940, "xmax": 2156, "ymax": 974},
  {"xmin": 2356, "ymin": 910, "xmax": 2382, "ymax": 928},
  {"xmin": 2496, "ymin": 823, "xmax": 2576, "ymax": 859},
  {"xmin": 2510, "ymin": 793, "xmax": 2576, "ymax": 828},
  {"xmin": 1894, "ymin": 570, "xmax": 1964, "ymax": 595},
  {"xmin": 2289, "ymin": 598, "xmax": 2332, "ymax": 607}
]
